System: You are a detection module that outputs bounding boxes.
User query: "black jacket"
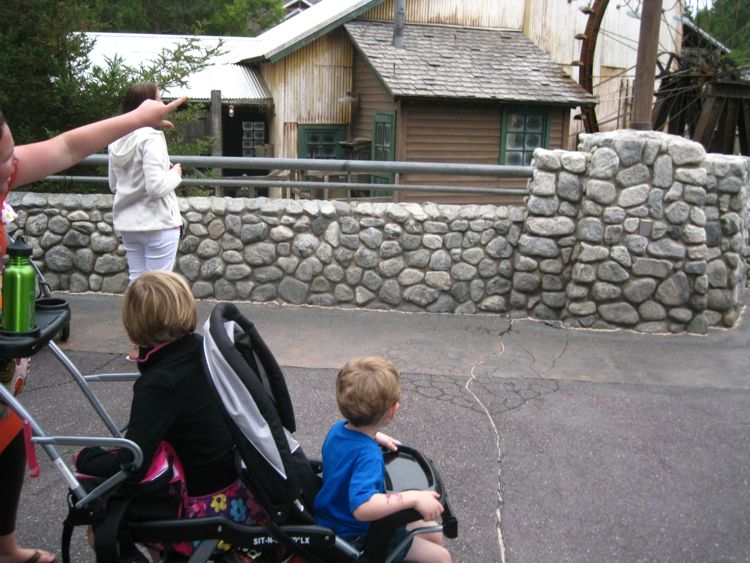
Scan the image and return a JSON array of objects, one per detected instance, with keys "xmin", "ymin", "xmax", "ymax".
[{"xmin": 76, "ymin": 333, "xmax": 236, "ymax": 496}]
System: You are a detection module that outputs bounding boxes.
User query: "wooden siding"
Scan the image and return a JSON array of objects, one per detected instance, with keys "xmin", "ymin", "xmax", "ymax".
[
  {"xmin": 260, "ymin": 29, "xmax": 353, "ymax": 157},
  {"xmin": 524, "ymin": 0, "xmax": 587, "ymax": 67},
  {"xmin": 350, "ymin": 50, "xmax": 398, "ymax": 141},
  {"xmin": 362, "ymin": 0, "xmax": 524, "ymax": 30},
  {"xmin": 394, "ymin": 101, "xmax": 564, "ymax": 205}
]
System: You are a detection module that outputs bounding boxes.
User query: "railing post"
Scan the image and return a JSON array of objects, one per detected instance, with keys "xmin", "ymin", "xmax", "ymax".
[{"xmin": 209, "ymin": 90, "xmax": 224, "ymax": 196}]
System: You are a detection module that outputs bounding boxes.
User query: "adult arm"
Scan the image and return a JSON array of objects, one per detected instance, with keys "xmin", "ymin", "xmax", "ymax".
[{"xmin": 12, "ymin": 97, "xmax": 186, "ymax": 189}]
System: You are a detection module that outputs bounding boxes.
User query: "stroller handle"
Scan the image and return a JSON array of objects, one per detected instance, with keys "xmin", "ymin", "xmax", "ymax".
[{"xmin": 33, "ymin": 435, "xmax": 143, "ymax": 508}]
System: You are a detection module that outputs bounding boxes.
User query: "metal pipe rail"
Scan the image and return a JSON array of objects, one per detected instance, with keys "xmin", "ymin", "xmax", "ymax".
[{"xmin": 45, "ymin": 155, "xmax": 533, "ymax": 197}]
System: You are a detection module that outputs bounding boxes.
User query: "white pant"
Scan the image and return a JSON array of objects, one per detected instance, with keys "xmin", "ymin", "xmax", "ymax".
[{"xmin": 120, "ymin": 228, "xmax": 180, "ymax": 284}]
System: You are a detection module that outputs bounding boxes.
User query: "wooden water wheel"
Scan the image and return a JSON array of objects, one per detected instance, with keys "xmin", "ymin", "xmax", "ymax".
[
  {"xmin": 576, "ymin": 0, "xmax": 750, "ymax": 155},
  {"xmin": 652, "ymin": 50, "xmax": 750, "ymax": 155}
]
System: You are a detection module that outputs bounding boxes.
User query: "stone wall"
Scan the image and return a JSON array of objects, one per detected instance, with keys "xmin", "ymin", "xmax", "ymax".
[{"xmin": 8, "ymin": 130, "xmax": 750, "ymax": 334}]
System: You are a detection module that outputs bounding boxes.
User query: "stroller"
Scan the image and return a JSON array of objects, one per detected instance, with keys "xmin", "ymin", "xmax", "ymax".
[
  {"xmin": 194, "ymin": 302, "xmax": 458, "ymax": 562},
  {"xmin": 126, "ymin": 302, "xmax": 457, "ymax": 562},
  {"xmin": 4, "ymin": 300, "xmax": 457, "ymax": 562}
]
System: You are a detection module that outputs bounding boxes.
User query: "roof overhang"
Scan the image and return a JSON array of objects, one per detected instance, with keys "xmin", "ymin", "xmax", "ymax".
[{"xmin": 234, "ymin": 0, "xmax": 384, "ymax": 64}]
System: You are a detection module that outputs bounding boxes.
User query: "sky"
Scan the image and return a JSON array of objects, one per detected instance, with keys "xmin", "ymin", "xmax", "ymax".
[{"xmin": 683, "ymin": 0, "xmax": 714, "ymax": 12}]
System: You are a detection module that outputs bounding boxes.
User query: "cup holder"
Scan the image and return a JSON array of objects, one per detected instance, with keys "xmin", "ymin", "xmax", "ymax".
[{"xmin": 35, "ymin": 297, "xmax": 69, "ymax": 310}]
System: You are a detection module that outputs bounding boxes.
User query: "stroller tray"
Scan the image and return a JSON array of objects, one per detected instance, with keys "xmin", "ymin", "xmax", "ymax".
[
  {"xmin": 384, "ymin": 445, "xmax": 436, "ymax": 492},
  {"xmin": 0, "ymin": 299, "xmax": 71, "ymax": 358}
]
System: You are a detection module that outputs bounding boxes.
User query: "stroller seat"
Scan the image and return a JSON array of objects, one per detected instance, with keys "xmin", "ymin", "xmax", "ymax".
[{"xmin": 200, "ymin": 302, "xmax": 458, "ymax": 562}]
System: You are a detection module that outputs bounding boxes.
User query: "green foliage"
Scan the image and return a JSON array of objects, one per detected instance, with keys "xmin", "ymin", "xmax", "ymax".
[
  {"xmin": 86, "ymin": 0, "xmax": 284, "ymax": 36},
  {"xmin": 694, "ymin": 0, "xmax": 750, "ymax": 65},
  {"xmin": 0, "ymin": 0, "xmax": 285, "ymax": 193},
  {"xmin": 0, "ymin": 0, "xmax": 100, "ymax": 143}
]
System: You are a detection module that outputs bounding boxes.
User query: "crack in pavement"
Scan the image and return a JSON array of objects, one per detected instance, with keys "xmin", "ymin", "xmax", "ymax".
[
  {"xmin": 464, "ymin": 319, "xmax": 512, "ymax": 563},
  {"xmin": 460, "ymin": 319, "xmax": 564, "ymax": 563}
]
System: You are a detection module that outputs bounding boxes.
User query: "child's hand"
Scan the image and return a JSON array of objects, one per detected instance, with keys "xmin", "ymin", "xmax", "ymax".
[
  {"xmin": 412, "ymin": 490, "xmax": 444, "ymax": 522},
  {"xmin": 375, "ymin": 431, "xmax": 401, "ymax": 451}
]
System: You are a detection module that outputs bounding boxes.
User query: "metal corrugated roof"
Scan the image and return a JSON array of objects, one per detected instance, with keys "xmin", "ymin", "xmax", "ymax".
[
  {"xmin": 82, "ymin": 32, "xmax": 271, "ymax": 103},
  {"xmin": 233, "ymin": 0, "xmax": 384, "ymax": 63},
  {"xmin": 345, "ymin": 21, "xmax": 596, "ymax": 106},
  {"xmin": 164, "ymin": 63, "xmax": 271, "ymax": 103}
]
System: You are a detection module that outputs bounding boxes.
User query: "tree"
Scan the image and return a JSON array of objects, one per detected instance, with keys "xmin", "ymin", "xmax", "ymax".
[
  {"xmin": 694, "ymin": 0, "xmax": 750, "ymax": 65},
  {"xmin": 0, "ymin": 0, "xmax": 98, "ymax": 143},
  {"xmin": 87, "ymin": 0, "xmax": 284, "ymax": 36},
  {"xmin": 0, "ymin": 0, "xmax": 285, "ymax": 140},
  {"xmin": 0, "ymin": 0, "xmax": 285, "ymax": 193}
]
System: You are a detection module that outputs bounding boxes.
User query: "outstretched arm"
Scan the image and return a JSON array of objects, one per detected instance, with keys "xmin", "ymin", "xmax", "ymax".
[{"xmin": 12, "ymin": 96, "xmax": 186, "ymax": 188}]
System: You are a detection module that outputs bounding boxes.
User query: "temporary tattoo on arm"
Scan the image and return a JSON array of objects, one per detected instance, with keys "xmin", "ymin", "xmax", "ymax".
[{"xmin": 386, "ymin": 493, "xmax": 404, "ymax": 506}]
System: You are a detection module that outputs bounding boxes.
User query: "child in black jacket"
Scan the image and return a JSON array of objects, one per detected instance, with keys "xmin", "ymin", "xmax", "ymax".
[{"xmin": 76, "ymin": 271, "xmax": 267, "ymax": 559}]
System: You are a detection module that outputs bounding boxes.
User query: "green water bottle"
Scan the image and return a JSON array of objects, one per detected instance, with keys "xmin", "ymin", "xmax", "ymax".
[{"xmin": 3, "ymin": 236, "xmax": 36, "ymax": 332}]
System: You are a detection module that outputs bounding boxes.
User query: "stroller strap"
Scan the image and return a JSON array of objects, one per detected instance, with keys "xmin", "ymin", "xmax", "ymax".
[{"xmin": 62, "ymin": 495, "xmax": 132, "ymax": 563}]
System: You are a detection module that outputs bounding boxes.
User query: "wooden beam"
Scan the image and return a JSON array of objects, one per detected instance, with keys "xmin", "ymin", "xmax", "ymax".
[
  {"xmin": 739, "ymin": 100, "xmax": 750, "ymax": 155},
  {"xmin": 721, "ymin": 98, "xmax": 739, "ymax": 154},
  {"xmin": 631, "ymin": 0, "xmax": 663, "ymax": 129},
  {"xmin": 693, "ymin": 96, "xmax": 721, "ymax": 148},
  {"xmin": 705, "ymin": 81, "xmax": 750, "ymax": 100}
]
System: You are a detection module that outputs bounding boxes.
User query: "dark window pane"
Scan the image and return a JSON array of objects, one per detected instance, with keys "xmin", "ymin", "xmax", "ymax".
[
  {"xmin": 525, "ymin": 133, "xmax": 542, "ymax": 149},
  {"xmin": 507, "ymin": 133, "xmax": 525, "ymax": 150},
  {"xmin": 506, "ymin": 151, "xmax": 523, "ymax": 166},
  {"xmin": 508, "ymin": 113, "xmax": 524, "ymax": 131},
  {"xmin": 526, "ymin": 114, "xmax": 543, "ymax": 131}
]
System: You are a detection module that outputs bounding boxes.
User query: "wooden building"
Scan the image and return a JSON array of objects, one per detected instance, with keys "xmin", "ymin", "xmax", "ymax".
[{"xmin": 85, "ymin": 0, "xmax": 685, "ymax": 203}]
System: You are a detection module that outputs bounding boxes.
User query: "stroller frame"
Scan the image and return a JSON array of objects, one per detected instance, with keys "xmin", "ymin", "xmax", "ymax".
[{"xmin": 0, "ymin": 300, "xmax": 457, "ymax": 563}]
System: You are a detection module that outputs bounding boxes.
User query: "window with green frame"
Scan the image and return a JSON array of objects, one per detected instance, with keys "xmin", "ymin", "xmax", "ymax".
[
  {"xmin": 298, "ymin": 125, "xmax": 347, "ymax": 159},
  {"xmin": 500, "ymin": 108, "xmax": 550, "ymax": 166}
]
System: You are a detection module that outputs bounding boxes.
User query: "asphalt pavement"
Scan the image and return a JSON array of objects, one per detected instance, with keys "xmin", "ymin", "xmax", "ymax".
[{"xmin": 13, "ymin": 292, "xmax": 750, "ymax": 562}]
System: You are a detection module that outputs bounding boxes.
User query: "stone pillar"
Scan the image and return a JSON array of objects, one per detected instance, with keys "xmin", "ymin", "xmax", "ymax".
[{"xmin": 562, "ymin": 129, "xmax": 748, "ymax": 334}]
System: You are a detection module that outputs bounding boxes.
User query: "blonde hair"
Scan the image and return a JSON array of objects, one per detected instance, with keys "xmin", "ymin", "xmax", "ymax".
[
  {"xmin": 123, "ymin": 271, "xmax": 197, "ymax": 347},
  {"xmin": 336, "ymin": 356, "xmax": 401, "ymax": 427}
]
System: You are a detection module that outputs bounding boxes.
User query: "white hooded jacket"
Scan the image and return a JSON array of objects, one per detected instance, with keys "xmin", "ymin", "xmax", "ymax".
[{"xmin": 108, "ymin": 127, "xmax": 182, "ymax": 232}]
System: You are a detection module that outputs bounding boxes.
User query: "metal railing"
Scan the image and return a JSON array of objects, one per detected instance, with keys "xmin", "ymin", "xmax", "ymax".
[{"xmin": 46, "ymin": 155, "xmax": 533, "ymax": 199}]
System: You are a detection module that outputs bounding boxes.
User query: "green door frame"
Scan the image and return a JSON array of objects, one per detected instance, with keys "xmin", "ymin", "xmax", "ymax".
[{"xmin": 372, "ymin": 111, "xmax": 397, "ymax": 187}]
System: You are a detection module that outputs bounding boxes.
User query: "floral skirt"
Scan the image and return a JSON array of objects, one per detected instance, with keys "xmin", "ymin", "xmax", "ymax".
[{"xmin": 161, "ymin": 478, "xmax": 269, "ymax": 558}]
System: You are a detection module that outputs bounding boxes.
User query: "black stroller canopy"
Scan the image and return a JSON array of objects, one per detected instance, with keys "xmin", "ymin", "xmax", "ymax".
[{"xmin": 203, "ymin": 304, "xmax": 300, "ymax": 480}]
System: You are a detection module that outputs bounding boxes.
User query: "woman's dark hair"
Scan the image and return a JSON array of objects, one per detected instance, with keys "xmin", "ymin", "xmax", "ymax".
[
  {"xmin": 0, "ymin": 111, "xmax": 5, "ymax": 139},
  {"xmin": 122, "ymin": 82, "xmax": 159, "ymax": 114}
]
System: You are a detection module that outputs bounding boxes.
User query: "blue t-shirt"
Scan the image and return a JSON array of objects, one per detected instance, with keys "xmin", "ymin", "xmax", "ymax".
[{"xmin": 314, "ymin": 420, "xmax": 385, "ymax": 538}]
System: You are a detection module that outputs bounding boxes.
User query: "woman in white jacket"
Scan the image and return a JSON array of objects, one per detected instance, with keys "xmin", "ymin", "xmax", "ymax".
[{"xmin": 109, "ymin": 82, "xmax": 183, "ymax": 285}]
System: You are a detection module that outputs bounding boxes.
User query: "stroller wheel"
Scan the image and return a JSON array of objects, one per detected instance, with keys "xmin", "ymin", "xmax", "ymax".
[{"xmin": 58, "ymin": 322, "xmax": 71, "ymax": 342}]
